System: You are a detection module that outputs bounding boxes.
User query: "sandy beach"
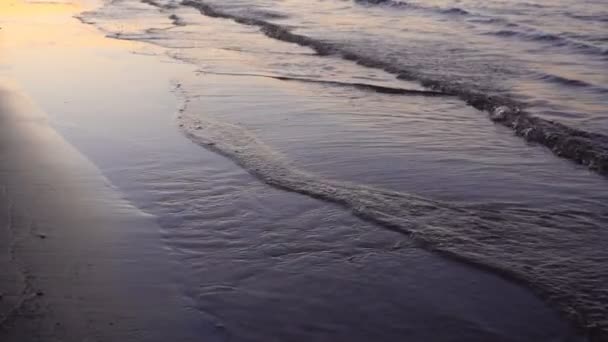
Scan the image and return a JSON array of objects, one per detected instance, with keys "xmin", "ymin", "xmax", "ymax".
[
  {"xmin": 0, "ymin": 2, "xmax": 220, "ymax": 340},
  {"xmin": 0, "ymin": 80, "xmax": 223, "ymax": 341},
  {"xmin": 1, "ymin": 0, "xmax": 606, "ymax": 341}
]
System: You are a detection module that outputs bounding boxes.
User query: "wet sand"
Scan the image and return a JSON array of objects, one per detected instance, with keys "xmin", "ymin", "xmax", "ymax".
[
  {"xmin": 0, "ymin": 80, "xmax": 222, "ymax": 341},
  {"xmin": 0, "ymin": 2, "xmax": 221, "ymax": 338}
]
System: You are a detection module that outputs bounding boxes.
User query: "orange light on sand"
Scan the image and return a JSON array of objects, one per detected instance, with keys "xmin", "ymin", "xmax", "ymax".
[
  {"xmin": 0, "ymin": 0, "xmax": 130, "ymax": 50},
  {"xmin": 0, "ymin": 0, "xmax": 140, "ymax": 80},
  {"xmin": 0, "ymin": 0, "xmax": 80, "ymax": 16}
]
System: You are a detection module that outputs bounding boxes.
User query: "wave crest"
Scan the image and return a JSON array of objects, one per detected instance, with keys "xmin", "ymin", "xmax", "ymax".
[{"xmin": 177, "ymin": 0, "xmax": 608, "ymax": 177}]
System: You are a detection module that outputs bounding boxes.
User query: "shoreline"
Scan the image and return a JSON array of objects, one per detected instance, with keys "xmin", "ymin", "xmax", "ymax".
[
  {"xmin": 0, "ymin": 79, "xmax": 222, "ymax": 342},
  {"xmin": 0, "ymin": 0, "xmax": 597, "ymax": 340},
  {"xmin": 0, "ymin": 2, "xmax": 223, "ymax": 340}
]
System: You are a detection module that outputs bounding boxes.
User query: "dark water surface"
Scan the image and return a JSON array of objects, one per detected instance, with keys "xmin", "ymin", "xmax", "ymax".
[{"xmin": 70, "ymin": 0, "xmax": 608, "ymax": 340}]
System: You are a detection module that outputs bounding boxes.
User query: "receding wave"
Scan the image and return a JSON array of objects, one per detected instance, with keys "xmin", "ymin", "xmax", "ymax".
[
  {"xmin": 176, "ymin": 91, "xmax": 608, "ymax": 339},
  {"xmin": 353, "ymin": 0, "xmax": 607, "ymax": 57},
  {"xmin": 167, "ymin": 14, "xmax": 186, "ymax": 26},
  {"xmin": 565, "ymin": 12, "xmax": 608, "ymax": 23},
  {"xmin": 538, "ymin": 73, "xmax": 608, "ymax": 94},
  {"xmin": 353, "ymin": 0, "xmax": 407, "ymax": 7},
  {"xmin": 142, "ymin": 0, "xmax": 178, "ymax": 9},
  {"xmin": 197, "ymin": 71, "xmax": 452, "ymax": 96},
  {"xmin": 168, "ymin": 0, "xmax": 608, "ymax": 176},
  {"xmin": 488, "ymin": 29, "xmax": 608, "ymax": 57},
  {"xmin": 353, "ymin": 0, "xmax": 471, "ymax": 16}
]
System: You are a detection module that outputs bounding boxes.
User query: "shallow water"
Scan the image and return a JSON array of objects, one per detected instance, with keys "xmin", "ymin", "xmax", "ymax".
[
  {"xmin": 39, "ymin": 0, "xmax": 608, "ymax": 339},
  {"xmin": 112, "ymin": 0, "xmax": 608, "ymax": 174}
]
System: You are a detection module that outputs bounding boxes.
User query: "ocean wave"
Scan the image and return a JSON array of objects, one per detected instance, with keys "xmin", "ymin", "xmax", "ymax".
[
  {"xmin": 538, "ymin": 74, "xmax": 608, "ymax": 94},
  {"xmin": 353, "ymin": 0, "xmax": 471, "ymax": 16},
  {"xmin": 196, "ymin": 71, "xmax": 452, "ymax": 96},
  {"xmin": 174, "ymin": 0, "xmax": 608, "ymax": 177},
  {"xmin": 565, "ymin": 12, "xmax": 608, "ymax": 23},
  {"xmin": 168, "ymin": 14, "xmax": 187, "ymax": 26},
  {"xmin": 488, "ymin": 29, "xmax": 608, "ymax": 56},
  {"xmin": 142, "ymin": 0, "xmax": 179, "ymax": 9},
  {"xmin": 352, "ymin": 0, "xmax": 607, "ymax": 55}
]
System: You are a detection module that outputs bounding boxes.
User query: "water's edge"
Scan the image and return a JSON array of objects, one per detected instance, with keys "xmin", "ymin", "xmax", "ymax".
[
  {"xmin": 77, "ymin": 0, "xmax": 608, "ymax": 339},
  {"xmin": 172, "ymin": 0, "xmax": 608, "ymax": 177}
]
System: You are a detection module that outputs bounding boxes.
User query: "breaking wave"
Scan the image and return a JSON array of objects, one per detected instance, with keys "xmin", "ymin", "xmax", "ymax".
[
  {"xmin": 353, "ymin": 0, "xmax": 471, "ymax": 16},
  {"xmin": 195, "ymin": 71, "xmax": 452, "ymax": 96},
  {"xmin": 170, "ymin": 0, "xmax": 608, "ymax": 176},
  {"xmin": 489, "ymin": 29, "xmax": 608, "ymax": 57},
  {"xmin": 352, "ymin": 0, "xmax": 608, "ymax": 58}
]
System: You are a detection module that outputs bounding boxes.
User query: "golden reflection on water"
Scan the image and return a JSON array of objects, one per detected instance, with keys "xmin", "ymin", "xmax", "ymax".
[
  {"xmin": 0, "ymin": 0, "xmax": 80, "ymax": 16},
  {"xmin": 0, "ymin": 0, "xmax": 142, "ymax": 88},
  {"xmin": 0, "ymin": 0, "xmax": 133, "ymax": 54}
]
